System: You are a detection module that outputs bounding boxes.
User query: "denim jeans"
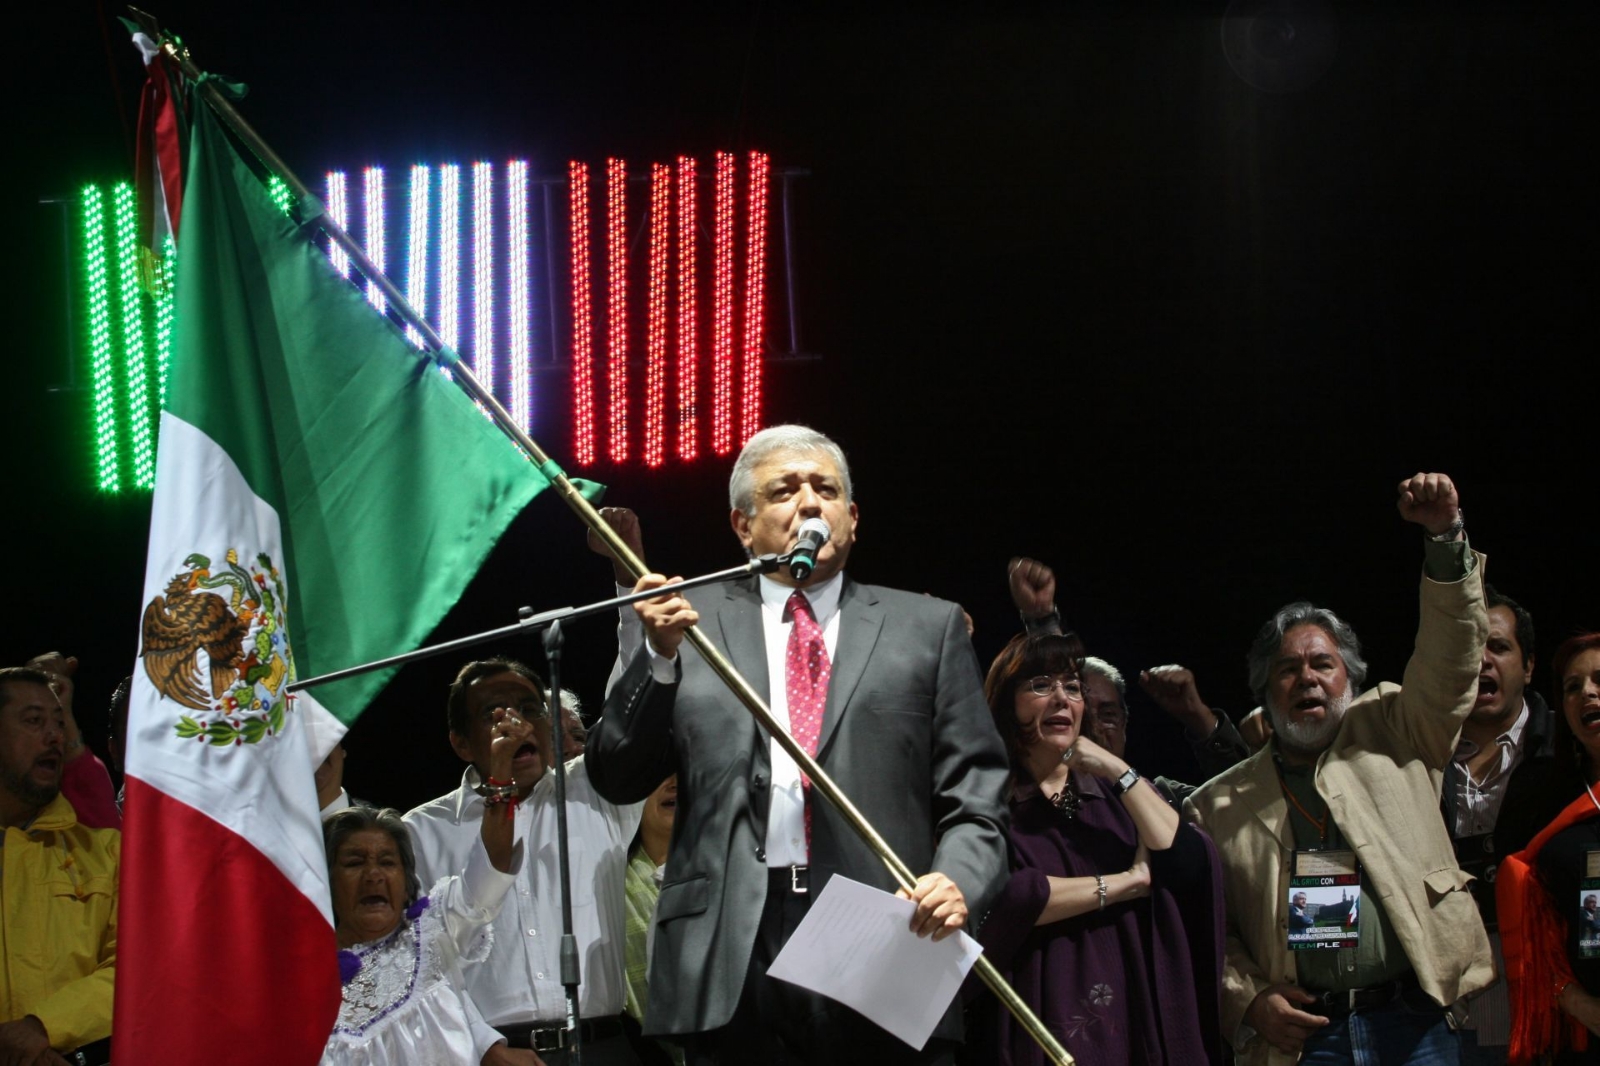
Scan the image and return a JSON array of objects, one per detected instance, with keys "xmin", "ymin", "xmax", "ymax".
[{"xmin": 1299, "ymin": 1000, "xmax": 1461, "ymax": 1066}]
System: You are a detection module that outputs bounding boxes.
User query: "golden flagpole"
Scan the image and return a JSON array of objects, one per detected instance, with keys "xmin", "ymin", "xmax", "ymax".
[{"xmin": 131, "ymin": 13, "xmax": 1072, "ymax": 1060}]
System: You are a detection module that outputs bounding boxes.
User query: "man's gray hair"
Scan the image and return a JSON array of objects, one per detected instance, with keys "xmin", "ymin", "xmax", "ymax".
[
  {"xmin": 1246, "ymin": 601, "xmax": 1368, "ymax": 706},
  {"xmin": 558, "ymin": 688, "xmax": 587, "ymax": 748},
  {"xmin": 1080, "ymin": 657, "xmax": 1127, "ymax": 699},
  {"xmin": 728, "ymin": 424, "xmax": 853, "ymax": 516}
]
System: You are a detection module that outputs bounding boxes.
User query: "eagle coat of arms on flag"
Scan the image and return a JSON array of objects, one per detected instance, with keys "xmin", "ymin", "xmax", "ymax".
[{"xmin": 139, "ymin": 547, "xmax": 296, "ymax": 745}]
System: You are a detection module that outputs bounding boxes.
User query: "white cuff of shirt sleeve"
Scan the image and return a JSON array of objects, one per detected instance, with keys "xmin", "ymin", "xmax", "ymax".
[
  {"xmin": 608, "ymin": 582, "xmax": 648, "ymax": 700},
  {"xmin": 459, "ymin": 830, "xmax": 524, "ymax": 919},
  {"xmin": 473, "ymin": 1027, "xmax": 507, "ymax": 1062},
  {"xmin": 642, "ymin": 638, "xmax": 680, "ymax": 683}
]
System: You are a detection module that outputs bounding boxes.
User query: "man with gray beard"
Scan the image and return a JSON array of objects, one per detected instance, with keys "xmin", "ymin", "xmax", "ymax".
[{"xmin": 1185, "ymin": 473, "xmax": 1494, "ymax": 1066}]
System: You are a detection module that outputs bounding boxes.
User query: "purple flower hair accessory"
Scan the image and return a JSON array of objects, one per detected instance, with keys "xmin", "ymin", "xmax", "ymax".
[
  {"xmin": 405, "ymin": 896, "xmax": 431, "ymax": 921},
  {"xmin": 338, "ymin": 950, "xmax": 362, "ymax": 985}
]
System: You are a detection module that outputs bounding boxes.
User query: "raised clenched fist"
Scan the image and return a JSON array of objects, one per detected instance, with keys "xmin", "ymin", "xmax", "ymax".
[
  {"xmin": 587, "ymin": 507, "xmax": 646, "ymax": 585},
  {"xmin": 1008, "ymin": 557, "xmax": 1057, "ymax": 620},
  {"xmin": 1396, "ymin": 472, "xmax": 1461, "ymax": 537}
]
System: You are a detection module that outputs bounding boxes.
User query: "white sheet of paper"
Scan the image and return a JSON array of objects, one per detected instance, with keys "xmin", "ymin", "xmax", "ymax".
[{"xmin": 766, "ymin": 874, "xmax": 985, "ymax": 1049}]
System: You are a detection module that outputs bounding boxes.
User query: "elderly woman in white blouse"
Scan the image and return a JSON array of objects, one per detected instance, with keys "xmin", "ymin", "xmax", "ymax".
[{"xmin": 320, "ymin": 709, "xmax": 530, "ymax": 1066}]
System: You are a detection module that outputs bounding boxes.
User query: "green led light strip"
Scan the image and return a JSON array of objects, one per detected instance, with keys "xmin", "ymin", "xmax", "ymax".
[
  {"xmin": 153, "ymin": 233, "xmax": 177, "ymax": 412},
  {"xmin": 80, "ymin": 182, "xmax": 178, "ymax": 494},
  {"xmin": 112, "ymin": 183, "xmax": 156, "ymax": 489},
  {"xmin": 82, "ymin": 185, "xmax": 120, "ymax": 493},
  {"xmin": 77, "ymin": 174, "xmax": 280, "ymax": 493},
  {"xmin": 267, "ymin": 175, "xmax": 293, "ymax": 217}
]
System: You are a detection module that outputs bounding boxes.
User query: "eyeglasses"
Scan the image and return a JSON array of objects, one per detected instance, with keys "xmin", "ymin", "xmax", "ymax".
[
  {"xmin": 476, "ymin": 700, "xmax": 550, "ymax": 724},
  {"xmin": 1027, "ymin": 675, "xmax": 1084, "ymax": 700}
]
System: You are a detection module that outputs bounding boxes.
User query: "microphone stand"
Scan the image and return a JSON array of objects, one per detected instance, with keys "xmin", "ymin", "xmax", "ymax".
[
  {"xmin": 287, "ymin": 555, "xmax": 782, "ymax": 693},
  {"xmin": 288, "ymin": 554, "xmax": 785, "ymax": 1060},
  {"xmin": 543, "ymin": 619, "xmax": 582, "ymax": 1065}
]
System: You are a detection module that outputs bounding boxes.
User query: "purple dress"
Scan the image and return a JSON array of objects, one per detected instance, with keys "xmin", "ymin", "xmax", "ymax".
[{"xmin": 972, "ymin": 771, "xmax": 1226, "ymax": 1066}]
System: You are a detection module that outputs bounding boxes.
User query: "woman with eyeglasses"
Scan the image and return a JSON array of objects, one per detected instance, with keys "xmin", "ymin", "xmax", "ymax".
[{"xmin": 969, "ymin": 631, "xmax": 1226, "ymax": 1066}]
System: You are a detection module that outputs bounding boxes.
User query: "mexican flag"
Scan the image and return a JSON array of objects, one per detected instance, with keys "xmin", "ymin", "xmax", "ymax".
[
  {"xmin": 129, "ymin": 25, "xmax": 185, "ymax": 249},
  {"xmin": 113, "ymin": 100, "xmax": 594, "ymax": 1064}
]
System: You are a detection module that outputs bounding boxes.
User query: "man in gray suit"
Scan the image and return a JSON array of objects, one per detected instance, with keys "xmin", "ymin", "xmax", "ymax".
[{"xmin": 588, "ymin": 425, "xmax": 1009, "ymax": 1065}]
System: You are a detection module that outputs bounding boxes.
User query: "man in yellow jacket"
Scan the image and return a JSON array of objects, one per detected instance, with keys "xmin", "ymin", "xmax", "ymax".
[
  {"xmin": 1186, "ymin": 473, "xmax": 1494, "ymax": 1066},
  {"xmin": 0, "ymin": 666, "xmax": 118, "ymax": 1064}
]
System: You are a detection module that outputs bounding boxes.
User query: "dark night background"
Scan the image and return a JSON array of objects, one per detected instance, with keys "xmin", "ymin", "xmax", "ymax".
[{"xmin": 7, "ymin": 2, "xmax": 1596, "ymax": 813}]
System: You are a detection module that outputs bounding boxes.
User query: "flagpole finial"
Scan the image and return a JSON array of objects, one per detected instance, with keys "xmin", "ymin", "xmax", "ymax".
[{"xmin": 127, "ymin": 6, "xmax": 162, "ymax": 39}]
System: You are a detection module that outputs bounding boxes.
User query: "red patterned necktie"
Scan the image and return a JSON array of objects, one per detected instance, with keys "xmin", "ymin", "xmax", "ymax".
[{"xmin": 786, "ymin": 590, "xmax": 832, "ymax": 852}]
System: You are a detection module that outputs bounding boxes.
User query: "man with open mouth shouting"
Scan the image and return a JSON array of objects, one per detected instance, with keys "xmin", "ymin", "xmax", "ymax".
[
  {"xmin": 1440, "ymin": 584, "xmax": 1552, "ymax": 1064},
  {"xmin": 1186, "ymin": 472, "xmax": 1494, "ymax": 1066},
  {"xmin": 405, "ymin": 659, "xmax": 645, "ymax": 1065}
]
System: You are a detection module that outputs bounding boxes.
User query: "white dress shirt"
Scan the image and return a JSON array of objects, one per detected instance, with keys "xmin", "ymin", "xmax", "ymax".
[
  {"xmin": 318, "ymin": 788, "xmax": 351, "ymax": 820},
  {"xmin": 404, "ymin": 756, "xmax": 643, "ymax": 1030},
  {"xmin": 1448, "ymin": 701, "xmax": 1532, "ymax": 1047},
  {"xmin": 1447, "ymin": 699, "xmax": 1531, "ymax": 837},
  {"xmin": 645, "ymin": 571, "xmax": 843, "ymax": 868}
]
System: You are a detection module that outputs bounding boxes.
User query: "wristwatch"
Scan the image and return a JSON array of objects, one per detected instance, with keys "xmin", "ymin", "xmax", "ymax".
[
  {"xmin": 1114, "ymin": 767, "xmax": 1141, "ymax": 796},
  {"xmin": 1427, "ymin": 510, "xmax": 1466, "ymax": 542}
]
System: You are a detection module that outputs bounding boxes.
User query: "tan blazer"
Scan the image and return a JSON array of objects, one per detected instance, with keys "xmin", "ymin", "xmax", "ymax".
[{"xmin": 1185, "ymin": 558, "xmax": 1494, "ymax": 1066}]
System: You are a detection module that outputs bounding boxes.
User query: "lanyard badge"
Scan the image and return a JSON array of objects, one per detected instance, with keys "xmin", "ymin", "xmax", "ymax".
[
  {"xmin": 1580, "ymin": 849, "xmax": 1600, "ymax": 959},
  {"xmin": 1288, "ymin": 849, "xmax": 1361, "ymax": 951}
]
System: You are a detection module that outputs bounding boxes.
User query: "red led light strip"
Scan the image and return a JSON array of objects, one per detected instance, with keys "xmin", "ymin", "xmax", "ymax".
[
  {"xmin": 568, "ymin": 161, "xmax": 596, "ymax": 466},
  {"xmin": 606, "ymin": 157, "xmax": 629, "ymax": 462},
  {"xmin": 643, "ymin": 163, "xmax": 671, "ymax": 468},
  {"xmin": 711, "ymin": 151, "xmax": 737, "ymax": 455},
  {"xmin": 676, "ymin": 157, "xmax": 699, "ymax": 461},
  {"xmin": 740, "ymin": 151, "xmax": 770, "ymax": 447}
]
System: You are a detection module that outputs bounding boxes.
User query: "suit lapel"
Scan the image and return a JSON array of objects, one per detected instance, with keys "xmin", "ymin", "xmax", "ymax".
[
  {"xmin": 1236, "ymin": 751, "xmax": 1291, "ymax": 845},
  {"xmin": 712, "ymin": 579, "xmax": 771, "ymax": 764},
  {"xmin": 818, "ymin": 578, "xmax": 882, "ymax": 756}
]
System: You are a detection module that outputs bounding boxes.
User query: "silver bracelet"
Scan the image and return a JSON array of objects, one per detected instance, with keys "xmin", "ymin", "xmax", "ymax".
[
  {"xmin": 1094, "ymin": 875, "xmax": 1107, "ymax": 911},
  {"xmin": 1427, "ymin": 511, "xmax": 1465, "ymax": 542}
]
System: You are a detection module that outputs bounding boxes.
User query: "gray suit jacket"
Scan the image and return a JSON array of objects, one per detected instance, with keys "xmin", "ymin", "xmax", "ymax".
[{"xmin": 589, "ymin": 575, "xmax": 1010, "ymax": 1039}]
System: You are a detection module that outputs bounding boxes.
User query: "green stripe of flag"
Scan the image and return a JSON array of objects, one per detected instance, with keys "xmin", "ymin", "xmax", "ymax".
[{"xmin": 171, "ymin": 103, "xmax": 599, "ymax": 722}]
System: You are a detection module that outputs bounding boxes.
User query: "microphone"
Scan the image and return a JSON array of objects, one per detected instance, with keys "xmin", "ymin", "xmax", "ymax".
[{"xmin": 786, "ymin": 518, "xmax": 831, "ymax": 582}]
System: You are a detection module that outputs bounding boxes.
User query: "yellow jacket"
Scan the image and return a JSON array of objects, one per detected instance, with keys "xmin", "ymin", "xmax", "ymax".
[
  {"xmin": 0, "ymin": 793, "xmax": 118, "ymax": 1051},
  {"xmin": 1186, "ymin": 557, "xmax": 1494, "ymax": 1066}
]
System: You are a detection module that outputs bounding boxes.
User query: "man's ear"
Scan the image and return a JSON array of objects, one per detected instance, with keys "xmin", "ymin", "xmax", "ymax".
[
  {"xmin": 449, "ymin": 731, "xmax": 474, "ymax": 763},
  {"xmin": 730, "ymin": 507, "xmax": 753, "ymax": 551}
]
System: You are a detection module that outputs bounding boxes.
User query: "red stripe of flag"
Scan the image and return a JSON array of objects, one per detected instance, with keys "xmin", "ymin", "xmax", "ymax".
[{"xmin": 113, "ymin": 779, "xmax": 340, "ymax": 1063}]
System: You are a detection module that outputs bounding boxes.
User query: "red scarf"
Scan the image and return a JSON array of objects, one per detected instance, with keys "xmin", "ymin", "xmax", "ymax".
[{"xmin": 1498, "ymin": 791, "xmax": 1599, "ymax": 1064}]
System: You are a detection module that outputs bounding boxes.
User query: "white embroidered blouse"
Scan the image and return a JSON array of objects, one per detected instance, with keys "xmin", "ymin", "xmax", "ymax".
[{"xmin": 321, "ymin": 835, "xmax": 519, "ymax": 1066}]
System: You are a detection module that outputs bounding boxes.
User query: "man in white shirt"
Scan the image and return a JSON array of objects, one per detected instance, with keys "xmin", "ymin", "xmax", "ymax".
[
  {"xmin": 1443, "ymin": 586, "xmax": 1552, "ymax": 1066},
  {"xmin": 406, "ymin": 658, "xmax": 643, "ymax": 1065}
]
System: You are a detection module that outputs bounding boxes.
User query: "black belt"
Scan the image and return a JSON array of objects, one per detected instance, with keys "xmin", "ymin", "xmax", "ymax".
[
  {"xmin": 1306, "ymin": 973, "xmax": 1429, "ymax": 1017},
  {"xmin": 498, "ymin": 1015, "xmax": 626, "ymax": 1051},
  {"xmin": 769, "ymin": 864, "xmax": 809, "ymax": 894}
]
